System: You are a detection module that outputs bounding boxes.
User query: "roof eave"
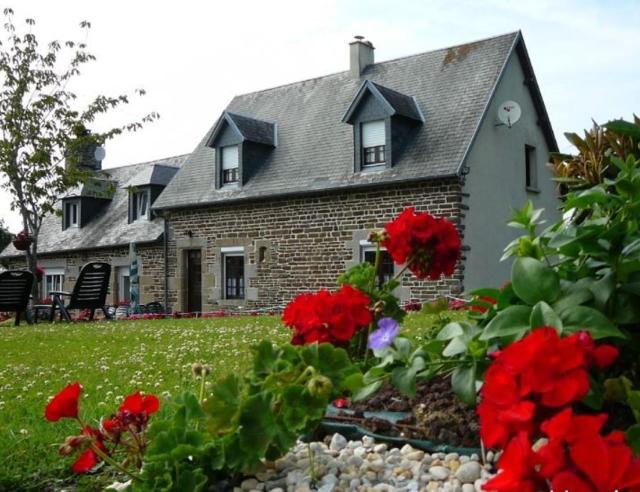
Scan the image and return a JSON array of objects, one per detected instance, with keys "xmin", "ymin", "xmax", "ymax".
[{"xmin": 152, "ymin": 172, "xmax": 461, "ymax": 212}]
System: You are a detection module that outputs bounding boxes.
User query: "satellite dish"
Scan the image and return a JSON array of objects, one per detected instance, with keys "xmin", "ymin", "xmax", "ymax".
[
  {"xmin": 94, "ymin": 146, "xmax": 106, "ymax": 161},
  {"xmin": 497, "ymin": 100, "xmax": 522, "ymax": 128}
]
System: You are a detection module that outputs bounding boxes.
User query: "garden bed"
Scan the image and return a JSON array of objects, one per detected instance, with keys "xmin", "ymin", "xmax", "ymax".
[{"xmin": 323, "ymin": 376, "xmax": 480, "ymax": 454}]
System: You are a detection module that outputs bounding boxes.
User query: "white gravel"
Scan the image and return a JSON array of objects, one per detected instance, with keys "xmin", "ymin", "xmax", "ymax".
[{"xmin": 235, "ymin": 433, "xmax": 496, "ymax": 492}]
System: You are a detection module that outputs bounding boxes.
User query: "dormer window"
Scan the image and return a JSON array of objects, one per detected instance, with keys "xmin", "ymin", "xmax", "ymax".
[
  {"xmin": 342, "ymin": 80, "xmax": 424, "ymax": 172},
  {"xmin": 64, "ymin": 200, "xmax": 79, "ymax": 229},
  {"xmin": 362, "ymin": 120, "xmax": 386, "ymax": 167},
  {"xmin": 221, "ymin": 145, "xmax": 239, "ymax": 185},
  {"xmin": 207, "ymin": 111, "xmax": 276, "ymax": 189}
]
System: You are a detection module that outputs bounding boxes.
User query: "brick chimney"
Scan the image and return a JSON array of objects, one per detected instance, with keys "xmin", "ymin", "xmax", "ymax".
[{"xmin": 349, "ymin": 35, "xmax": 374, "ymax": 77}]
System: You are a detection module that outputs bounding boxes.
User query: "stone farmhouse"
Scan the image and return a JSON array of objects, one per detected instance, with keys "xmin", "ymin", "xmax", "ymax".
[{"xmin": 1, "ymin": 31, "xmax": 559, "ymax": 312}]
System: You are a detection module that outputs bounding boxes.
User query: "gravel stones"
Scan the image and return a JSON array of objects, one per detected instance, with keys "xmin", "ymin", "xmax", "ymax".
[{"xmin": 234, "ymin": 434, "xmax": 494, "ymax": 492}]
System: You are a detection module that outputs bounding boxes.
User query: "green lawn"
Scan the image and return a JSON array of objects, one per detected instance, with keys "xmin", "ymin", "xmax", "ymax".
[{"xmin": 0, "ymin": 312, "xmax": 450, "ymax": 491}]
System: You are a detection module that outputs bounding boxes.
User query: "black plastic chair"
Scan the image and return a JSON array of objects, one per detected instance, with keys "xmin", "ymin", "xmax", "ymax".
[
  {"xmin": 144, "ymin": 301, "xmax": 164, "ymax": 314},
  {"xmin": 44, "ymin": 262, "xmax": 112, "ymax": 322},
  {"xmin": 0, "ymin": 270, "xmax": 35, "ymax": 326}
]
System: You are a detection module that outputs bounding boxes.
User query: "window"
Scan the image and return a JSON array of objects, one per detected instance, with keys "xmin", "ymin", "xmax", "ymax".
[
  {"xmin": 133, "ymin": 190, "xmax": 149, "ymax": 221},
  {"xmin": 42, "ymin": 268, "xmax": 65, "ymax": 301},
  {"xmin": 525, "ymin": 145, "xmax": 538, "ymax": 190},
  {"xmin": 361, "ymin": 245, "xmax": 394, "ymax": 288},
  {"xmin": 361, "ymin": 120, "xmax": 386, "ymax": 167},
  {"xmin": 64, "ymin": 201, "xmax": 79, "ymax": 228},
  {"xmin": 117, "ymin": 266, "xmax": 131, "ymax": 303},
  {"xmin": 221, "ymin": 145, "xmax": 239, "ymax": 185},
  {"xmin": 223, "ymin": 251, "xmax": 245, "ymax": 299}
]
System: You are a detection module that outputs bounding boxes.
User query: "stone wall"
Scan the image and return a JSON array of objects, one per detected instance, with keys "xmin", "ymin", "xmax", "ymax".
[
  {"xmin": 1, "ymin": 244, "xmax": 164, "ymax": 306},
  {"xmin": 165, "ymin": 178, "xmax": 465, "ymax": 312}
]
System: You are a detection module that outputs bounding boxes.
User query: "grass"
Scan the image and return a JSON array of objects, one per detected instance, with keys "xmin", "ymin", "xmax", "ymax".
[{"xmin": 0, "ymin": 311, "xmax": 455, "ymax": 491}]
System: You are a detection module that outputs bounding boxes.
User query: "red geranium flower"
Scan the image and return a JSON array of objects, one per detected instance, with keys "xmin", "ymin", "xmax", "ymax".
[
  {"xmin": 45, "ymin": 382, "xmax": 82, "ymax": 421},
  {"xmin": 478, "ymin": 328, "xmax": 613, "ymax": 449},
  {"xmin": 283, "ymin": 285, "xmax": 372, "ymax": 345},
  {"xmin": 119, "ymin": 391, "xmax": 160, "ymax": 416},
  {"xmin": 382, "ymin": 207, "xmax": 461, "ymax": 280}
]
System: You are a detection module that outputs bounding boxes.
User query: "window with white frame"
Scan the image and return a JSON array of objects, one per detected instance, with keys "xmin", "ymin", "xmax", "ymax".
[
  {"xmin": 133, "ymin": 190, "xmax": 150, "ymax": 221},
  {"xmin": 117, "ymin": 266, "xmax": 131, "ymax": 303},
  {"xmin": 42, "ymin": 268, "xmax": 65, "ymax": 301},
  {"xmin": 222, "ymin": 247, "xmax": 244, "ymax": 299},
  {"xmin": 221, "ymin": 145, "xmax": 239, "ymax": 185},
  {"xmin": 360, "ymin": 242, "xmax": 394, "ymax": 288},
  {"xmin": 64, "ymin": 200, "xmax": 79, "ymax": 229},
  {"xmin": 361, "ymin": 120, "xmax": 386, "ymax": 167}
]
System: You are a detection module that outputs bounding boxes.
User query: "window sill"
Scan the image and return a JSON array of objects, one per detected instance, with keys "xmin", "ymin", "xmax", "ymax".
[
  {"xmin": 221, "ymin": 183, "xmax": 239, "ymax": 189},
  {"xmin": 360, "ymin": 163, "xmax": 386, "ymax": 173},
  {"xmin": 526, "ymin": 186, "xmax": 540, "ymax": 194}
]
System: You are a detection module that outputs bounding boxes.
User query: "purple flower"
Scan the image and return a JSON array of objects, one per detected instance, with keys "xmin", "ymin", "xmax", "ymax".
[{"xmin": 368, "ymin": 317, "xmax": 400, "ymax": 350}]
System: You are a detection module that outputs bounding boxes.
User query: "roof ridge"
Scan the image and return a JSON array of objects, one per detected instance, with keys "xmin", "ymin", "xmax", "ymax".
[
  {"xmin": 232, "ymin": 31, "xmax": 519, "ymax": 99},
  {"xmin": 101, "ymin": 153, "xmax": 190, "ymax": 171}
]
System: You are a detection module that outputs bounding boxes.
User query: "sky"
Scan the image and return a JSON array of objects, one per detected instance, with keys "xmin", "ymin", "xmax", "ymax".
[{"xmin": 0, "ymin": 0, "xmax": 638, "ymax": 232}]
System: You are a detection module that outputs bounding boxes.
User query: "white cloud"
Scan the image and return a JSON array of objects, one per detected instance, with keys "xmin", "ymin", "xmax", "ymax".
[{"xmin": 1, "ymin": 0, "xmax": 638, "ymax": 231}]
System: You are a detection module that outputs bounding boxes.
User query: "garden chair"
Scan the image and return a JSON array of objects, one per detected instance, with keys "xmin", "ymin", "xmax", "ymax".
[
  {"xmin": 0, "ymin": 270, "xmax": 35, "ymax": 326},
  {"xmin": 144, "ymin": 301, "xmax": 164, "ymax": 314},
  {"xmin": 43, "ymin": 262, "xmax": 113, "ymax": 322}
]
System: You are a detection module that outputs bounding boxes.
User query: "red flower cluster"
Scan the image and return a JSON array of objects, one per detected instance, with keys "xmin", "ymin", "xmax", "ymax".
[
  {"xmin": 282, "ymin": 285, "xmax": 372, "ymax": 345},
  {"xmin": 45, "ymin": 383, "xmax": 159, "ymax": 474},
  {"xmin": 485, "ymin": 411, "xmax": 640, "ymax": 492},
  {"xmin": 382, "ymin": 208, "xmax": 460, "ymax": 280},
  {"xmin": 478, "ymin": 328, "xmax": 639, "ymax": 492},
  {"xmin": 479, "ymin": 327, "xmax": 618, "ymax": 449}
]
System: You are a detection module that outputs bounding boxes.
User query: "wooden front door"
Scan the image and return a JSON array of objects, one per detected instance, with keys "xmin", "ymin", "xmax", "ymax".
[{"xmin": 186, "ymin": 250, "xmax": 202, "ymax": 313}]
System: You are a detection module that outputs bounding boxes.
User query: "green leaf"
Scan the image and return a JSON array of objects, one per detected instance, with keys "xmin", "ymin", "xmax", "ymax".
[
  {"xmin": 238, "ymin": 393, "xmax": 275, "ymax": 457},
  {"xmin": 442, "ymin": 337, "xmax": 467, "ymax": 357},
  {"xmin": 626, "ymin": 425, "xmax": 640, "ymax": 455},
  {"xmin": 530, "ymin": 301, "xmax": 562, "ymax": 330},
  {"xmin": 480, "ymin": 305, "xmax": 532, "ymax": 340},
  {"xmin": 451, "ymin": 364, "xmax": 477, "ymax": 405},
  {"xmin": 564, "ymin": 186, "xmax": 609, "ymax": 209},
  {"xmin": 204, "ymin": 374, "xmax": 242, "ymax": 434},
  {"xmin": 511, "ymin": 257, "xmax": 561, "ymax": 305},
  {"xmin": 591, "ymin": 271, "xmax": 616, "ymax": 311},
  {"xmin": 352, "ymin": 380, "xmax": 384, "ymax": 401},
  {"xmin": 622, "ymin": 238, "xmax": 640, "ymax": 258},
  {"xmin": 552, "ymin": 289, "xmax": 593, "ymax": 315},
  {"xmin": 437, "ymin": 322, "xmax": 464, "ymax": 340},
  {"xmin": 561, "ymin": 306, "xmax": 626, "ymax": 339},
  {"xmin": 605, "ymin": 119, "xmax": 640, "ymax": 139}
]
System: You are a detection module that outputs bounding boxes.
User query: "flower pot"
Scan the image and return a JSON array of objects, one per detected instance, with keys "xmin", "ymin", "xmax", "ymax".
[{"xmin": 12, "ymin": 231, "xmax": 32, "ymax": 251}]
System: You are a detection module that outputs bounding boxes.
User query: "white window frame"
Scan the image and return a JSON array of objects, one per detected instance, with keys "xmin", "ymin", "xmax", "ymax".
[
  {"xmin": 221, "ymin": 145, "xmax": 239, "ymax": 186},
  {"xmin": 42, "ymin": 267, "xmax": 65, "ymax": 300},
  {"xmin": 361, "ymin": 120, "xmax": 386, "ymax": 168},
  {"xmin": 222, "ymin": 247, "xmax": 245, "ymax": 300},
  {"xmin": 65, "ymin": 200, "xmax": 80, "ymax": 228},
  {"xmin": 134, "ymin": 190, "xmax": 150, "ymax": 221}
]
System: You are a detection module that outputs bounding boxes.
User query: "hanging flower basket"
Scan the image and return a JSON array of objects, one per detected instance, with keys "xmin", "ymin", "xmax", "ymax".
[
  {"xmin": 35, "ymin": 265, "xmax": 44, "ymax": 282},
  {"xmin": 12, "ymin": 230, "xmax": 32, "ymax": 251}
]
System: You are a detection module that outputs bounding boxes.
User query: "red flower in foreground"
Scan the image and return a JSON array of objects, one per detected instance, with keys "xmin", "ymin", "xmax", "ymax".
[
  {"xmin": 470, "ymin": 296, "xmax": 497, "ymax": 313},
  {"xmin": 478, "ymin": 328, "xmax": 615, "ymax": 449},
  {"xmin": 45, "ymin": 382, "xmax": 82, "ymax": 421},
  {"xmin": 382, "ymin": 207, "xmax": 461, "ymax": 280},
  {"xmin": 283, "ymin": 285, "xmax": 372, "ymax": 345}
]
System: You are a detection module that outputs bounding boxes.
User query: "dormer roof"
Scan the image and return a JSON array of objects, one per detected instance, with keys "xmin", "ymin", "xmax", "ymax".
[
  {"xmin": 341, "ymin": 80, "xmax": 424, "ymax": 124},
  {"xmin": 207, "ymin": 111, "xmax": 276, "ymax": 148}
]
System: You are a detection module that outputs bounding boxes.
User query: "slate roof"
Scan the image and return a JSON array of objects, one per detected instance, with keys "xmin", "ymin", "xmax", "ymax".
[
  {"xmin": 223, "ymin": 112, "xmax": 276, "ymax": 147},
  {"xmin": 155, "ymin": 31, "xmax": 555, "ymax": 210},
  {"xmin": 0, "ymin": 155, "xmax": 188, "ymax": 259}
]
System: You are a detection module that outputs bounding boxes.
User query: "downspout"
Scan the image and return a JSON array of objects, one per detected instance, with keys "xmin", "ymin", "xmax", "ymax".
[{"xmin": 162, "ymin": 211, "xmax": 169, "ymax": 316}]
